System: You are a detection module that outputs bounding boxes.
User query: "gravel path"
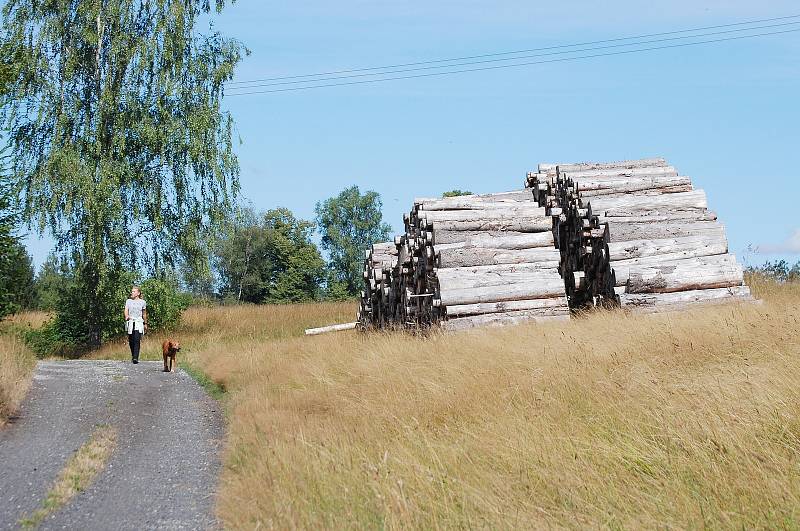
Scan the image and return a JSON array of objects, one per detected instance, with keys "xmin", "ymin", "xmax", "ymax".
[{"xmin": 0, "ymin": 360, "xmax": 224, "ymax": 530}]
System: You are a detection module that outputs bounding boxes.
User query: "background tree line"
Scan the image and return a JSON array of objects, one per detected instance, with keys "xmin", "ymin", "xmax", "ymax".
[{"xmin": 2, "ymin": 185, "xmax": 392, "ymax": 309}]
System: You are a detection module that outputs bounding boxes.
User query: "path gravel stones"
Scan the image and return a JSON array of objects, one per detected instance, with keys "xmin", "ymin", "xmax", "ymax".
[{"xmin": 0, "ymin": 360, "xmax": 224, "ymax": 530}]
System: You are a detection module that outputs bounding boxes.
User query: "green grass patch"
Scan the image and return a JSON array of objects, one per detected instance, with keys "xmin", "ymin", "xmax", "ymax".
[{"xmin": 181, "ymin": 361, "xmax": 226, "ymax": 401}]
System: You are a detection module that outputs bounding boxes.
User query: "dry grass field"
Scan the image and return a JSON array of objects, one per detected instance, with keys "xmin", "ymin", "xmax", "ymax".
[
  {"xmin": 0, "ymin": 313, "xmax": 44, "ymax": 425},
  {"xmin": 5, "ymin": 281, "xmax": 800, "ymax": 528},
  {"xmin": 149, "ymin": 279, "xmax": 800, "ymax": 529}
]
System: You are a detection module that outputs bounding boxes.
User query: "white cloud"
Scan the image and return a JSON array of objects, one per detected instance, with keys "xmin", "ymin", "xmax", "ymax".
[{"xmin": 758, "ymin": 228, "xmax": 800, "ymax": 254}]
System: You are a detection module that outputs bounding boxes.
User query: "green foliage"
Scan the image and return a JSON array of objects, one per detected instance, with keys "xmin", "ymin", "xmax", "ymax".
[
  {"xmin": 25, "ymin": 271, "xmax": 188, "ymax": 357},
  {"xmin": 315, "ymin": 186, "xmax": 392, "ymax": 297},
  {"xmin": 139, "ymin": 277, "xmax": 189, "ymax": 331},
  {"xmin": 25, "ymin": 266, "xmax": 136, "ymax": 356},
  {"xmin": 216, "ymin": 207, "xmax": 325, "ymax": 303},
  {"xmin": 1, "ymin": 0, "xmax": 245, "ymax": 345},
  {"xmin": 746, "ymin": 260, "xmax": 800, "ymax": 282},
  {"xmin": 442, "ymin": 189, "xmax": 473, "ymax": 197},
  {"xmin": 0, "ymin": 150, "xmax": 35, "ymax": 318},
  {"xmin": 32, "ymin": 254, "xmax": 69, "ymax": 311}
]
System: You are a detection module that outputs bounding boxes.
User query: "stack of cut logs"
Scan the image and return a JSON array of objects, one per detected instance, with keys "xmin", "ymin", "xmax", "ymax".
[
  {"xmin": 357, "ymin": 190, "xmax": 570, "ymax": 331},
  {"xmin": 528, "ymin": 157, "xmax": 754, "ymax": 313},
  {"xmin": 357, "ymin": 157, "xmax": 753, "ymax": 331}
]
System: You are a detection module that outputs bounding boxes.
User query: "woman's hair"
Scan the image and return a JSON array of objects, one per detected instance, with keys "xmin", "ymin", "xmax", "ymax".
[{"xmin": 132, "ymin": 285, "xmax": 141, "ymax": 293}]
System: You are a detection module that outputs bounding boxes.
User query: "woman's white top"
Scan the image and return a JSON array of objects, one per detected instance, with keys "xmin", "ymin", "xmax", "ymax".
[{"xmin": 125, "ymin": 298, "xmax": 147, "ymax": 334}]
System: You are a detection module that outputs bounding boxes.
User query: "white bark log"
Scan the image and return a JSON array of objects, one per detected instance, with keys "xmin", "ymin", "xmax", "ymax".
[
  {"xmin": 585, "ymin": 190, "xmax": 707, "ymax": 212},
  {"xmin": 619, "ymin": 286, "xmax": 753, "ymax": 310},
  {"xmin": 438, "ymin": 246, "xmax": 561, "ymax": 268},
  {"xmin": 416, "ymin": 191, "xmax": 533, "ymax": 208},
  {"xmin": 597, "ymin": 211, "xmax": 718, "ymax": 223},
  {"xmin": 572, "ymin": 175, "xmax": 690, "ymax": 192},
  {"xmin": 304, "ymin": 322, "xmax": 358, "ymax": 335},
  {"xmin": 581, "ymin": 184, "xmax": 693, "ymax": 198},
  {"xmin": 421, "ymin": 206, "xmax": 546, "ymax": 222},
  {"xmin": 438, "ymin": 270, "xmax": 564, "ymax": 291},
  {"xmin": 607, "ymin": 234, "xmax": 728, "ymax": 261},
  {"xmin": 543, "ymin": 158, "xmax": 667, "ymax": 173},
  {"xmin": 616, "ymin": 258, "xmax": 743, "ymax": 293},
  {"xmin": 439, "ymin": 279, "xmax": 567, "ymax": 306},
  {"xmin": 605, "ymin": 221, "xmax": 724, "ymax": 242},
  {"xmin": 436, "ymin": 263, "xmax": 561, "ymax": 278},
  {"xmin": 610, "ymin": 252, "xmax": 737, "ymax": 274},
  {"xmin": 433, "ymin": 231, "xmax": 554, "ymax": 250},
  {"xmin": 561, "ymin": 166, "xmax": 677, "ymax": 179},
  {"xmin": 429, "ymin": 217, "xmax": 552, "ymax": 232},
  {"xmin": 445, "ymin": 296, "xmax": 569, "ymax": 317},
  {"xmin": 442, "ymin": 312, "xmax": 570, "ymax": 331},
  {"xmin": 419, "ymin": 199, "xmax": 535, "ymax": 211}
]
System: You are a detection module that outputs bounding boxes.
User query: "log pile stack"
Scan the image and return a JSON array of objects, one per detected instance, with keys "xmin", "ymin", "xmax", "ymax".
[
  {"xmin": 357, "ymin": 157, "xmax": 753, "ymax": 332},
  {"xmin": 357, "ymin": 190, "xmax": 571, "ymax": 330},
  {"xmin": 527, "ymin": 157, "xmax": 754, "ymax": 313}
]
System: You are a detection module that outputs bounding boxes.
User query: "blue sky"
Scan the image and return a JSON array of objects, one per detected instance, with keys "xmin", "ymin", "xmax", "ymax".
[{"xmin": 23, "ymin": 0, "xmax": 800, "ymax": 269}]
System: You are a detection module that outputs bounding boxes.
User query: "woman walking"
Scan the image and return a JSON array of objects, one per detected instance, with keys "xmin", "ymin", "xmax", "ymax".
[{"xmin": 124, "ymin": 286, "xmax": 148, "ymax": 364}]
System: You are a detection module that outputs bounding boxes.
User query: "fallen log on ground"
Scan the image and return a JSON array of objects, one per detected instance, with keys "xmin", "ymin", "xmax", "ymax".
[{"xmin": 305, "ymin": 322, "xmax": 358, "ymax": 335}]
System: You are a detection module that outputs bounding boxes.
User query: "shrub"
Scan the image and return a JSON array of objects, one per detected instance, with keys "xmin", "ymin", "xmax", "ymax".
[
  {"xmin": 139, "ymin": 277, "xmax": 190, "ymax": 331},
  {"xmin": 24, "ymin": 270, "xmax": 189, "ymax": 357}
]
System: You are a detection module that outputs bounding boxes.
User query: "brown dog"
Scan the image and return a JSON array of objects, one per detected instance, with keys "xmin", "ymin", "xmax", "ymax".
[{"xmin": 162, "ymin": 340, "xmax": 181, "ymax": 372}]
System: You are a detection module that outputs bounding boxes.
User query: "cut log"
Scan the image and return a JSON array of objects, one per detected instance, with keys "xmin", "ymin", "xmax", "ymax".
[
  {"xmin": 585, "ymin": 190, "xmax": 707, "ymax": 212},
  {"xmin": 605, "ymin": 221, "xmax": 724, "ymax": 242},
  {"xmin": 435, "ymin": 263, "xmax": 561, "ymax": 277},
  {"xmin": 430, "ymin": 217, "xmax": 552, "ymax": 232},
  {"xmin": 439, "ymin": 278, "xmax": 567, "ymax": 306},
  {"xmin": 433, "ymin": 232, "xmax": 554, "ymax": 251},
  {"xmin": 438, "ymin": 270, "xmax": 564, "ymax": 291},
  {"xmin": 433, "ymin": 230, "xmax": 543, "ymax": 245},
  {"xmin": 438, "ymin": 246, "xmax": 561, "ymax": 268},
  {"xmin": 610, "ymin": 254, "xmax": 737, "ymax": 279},
  {"xmin": 305, "ymin": 322, "xmax": 358, "ymax": 335},
  {"xmin": 415, "ymin": 190, "xmax": 533, "ymax": 205},
  {"xmin": 561, "ymin": 166, "xmax": 677, "ymax": 179},
  {"xmin": 619, "ymin": 286, "xmax": 755, "ymax": 312},
  {"xmin": 607, "ymin": 234, "xmax": 728, "ymax": 262},
  {"xmin": 572, "ymin": 175, "xmax": 690, "ymax": 192},
  {"xmin": 421, "ymin": 206, "xmax": 546, "ymax": 222},
  {"xmin": 445, "ymin": 296, "xmax": 569, "ymax": 317},
  {"xmin": 442, "ymin": 312, "xmax": 570, "ymax": 331},
  {"xmin": 618, "ymin": 259, "xmax": 743, "ymax": 293},
  {"xmin": 542, "ymin": 158, "xmax": 667, "ymax": 173},
  {"xmin": 580, "ymin": 184, "xmax": 693, "ymax": 198},
  {"xmin": 597, "ymin": 211, "xmax": 718, "ymax": 223}
]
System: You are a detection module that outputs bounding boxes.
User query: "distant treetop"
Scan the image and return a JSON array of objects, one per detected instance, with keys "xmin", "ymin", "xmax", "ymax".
[{"xmin": 442, "ymin": 190, "xmax": 473, "ymax": 198}]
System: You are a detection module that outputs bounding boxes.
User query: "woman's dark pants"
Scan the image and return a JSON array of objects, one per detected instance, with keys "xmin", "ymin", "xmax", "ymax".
[{"xmin": 128, "ymin": 330, "xmax": 141, "ymax": 362}]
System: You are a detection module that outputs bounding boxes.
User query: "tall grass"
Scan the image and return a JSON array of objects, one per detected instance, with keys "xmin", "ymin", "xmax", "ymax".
[
  {"xmin": 0, "ymin": 317, "xmax": 40, "ymax": 425},
  {"xmin": 173, "ymin": 281, "xmax": 800, "ymax": 529}
]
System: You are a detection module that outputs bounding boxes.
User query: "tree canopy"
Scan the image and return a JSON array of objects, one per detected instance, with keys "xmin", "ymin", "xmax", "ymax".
[
  {"xmin": 0, "ymin": 0, "xmax": 245, "ymax": 343},
  {"xmin": 216, "ymin": 207, "xmax": 325, "ymax": 304},
  {"xmin": 315, "ymin": 186, "xmax": 392, "ymax": 297}
]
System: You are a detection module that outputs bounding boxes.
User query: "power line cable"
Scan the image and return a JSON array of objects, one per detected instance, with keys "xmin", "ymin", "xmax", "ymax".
[
  {"xmin": 226, "ymin": 13, "xmax": 800, "ymax": 86},
  {"xmin": 225, "ymin": 27, "xmax": 799, "ymax": 96},
  {"xmin": 226, "ymin": 21, "xmax": 800, "ymax": 90}
]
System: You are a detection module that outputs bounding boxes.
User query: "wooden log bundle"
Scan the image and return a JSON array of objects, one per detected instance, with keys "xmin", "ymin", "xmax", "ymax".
[
  {"xmin": 527, "ymin": 157, "xmax": 754, "ymax": 313},
  {"xmin": 357, "ymin": 188, "xmax": 570, "ymax": 329},
  {"xmin": 356, "ymin": 156, "xmax": 754, "ymax": 332}
]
